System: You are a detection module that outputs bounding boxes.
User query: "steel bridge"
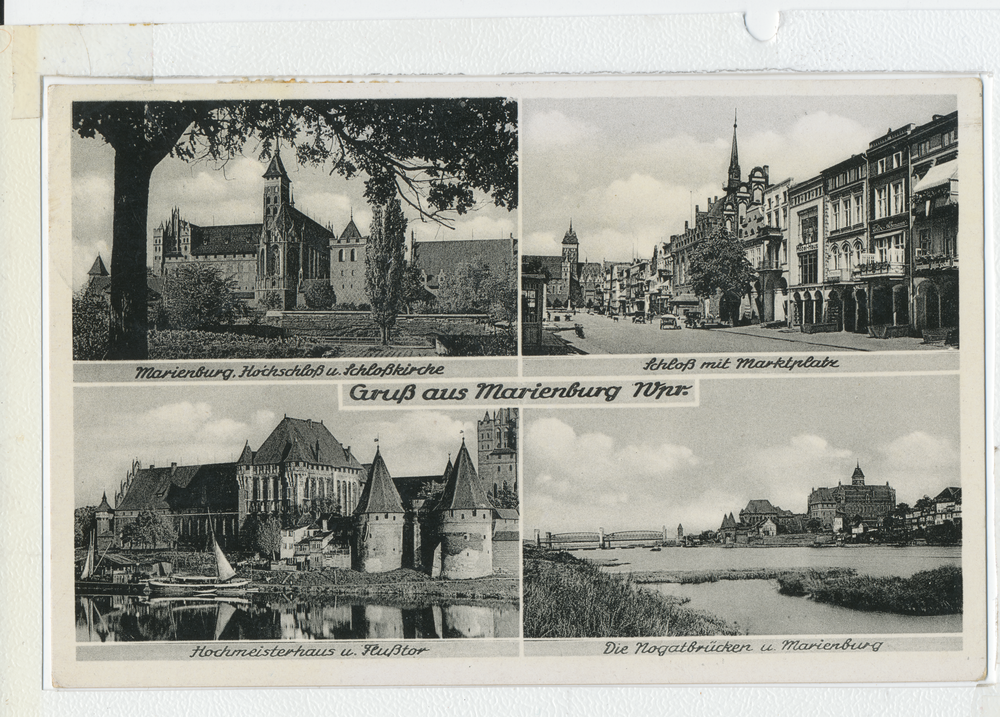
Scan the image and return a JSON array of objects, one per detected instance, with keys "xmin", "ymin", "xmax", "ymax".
[{"xmin": 535, "ymin": 528, "xmax": 666, "ymax": 549}]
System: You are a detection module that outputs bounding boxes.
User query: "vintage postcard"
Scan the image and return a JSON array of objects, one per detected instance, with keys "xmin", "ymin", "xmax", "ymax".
[{"xmin": 47, "ymin": 76, "xmax": 986, "ymax": 687}]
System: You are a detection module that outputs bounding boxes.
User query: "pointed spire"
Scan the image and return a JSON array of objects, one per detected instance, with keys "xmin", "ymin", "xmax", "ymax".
[
  {"xmin": 436, "ymin": 440, "xmax": 493, "ymax": 511},
  {"xmin": 354, "ymin": 446, "xmax": 405, "ymax": 515},
  {"xmin": 88, "ymin": 255, "xmax": 109, "ymax": 277},
  {"xmin": 263, "ymin": 149, "xmax": 289, "ymax": 179},
  {"xmin": 727, "ymin": 109, "xmax": 741, "ymax": 193}
]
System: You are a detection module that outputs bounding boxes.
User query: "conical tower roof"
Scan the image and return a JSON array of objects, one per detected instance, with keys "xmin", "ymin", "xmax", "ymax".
[
  {"xmin": 236, "ymin": 442, "xmax": 254, "ymax": 465},
  {"xmin": 727, "ymin": 110, "xmax": 741, "ymax": 192},
  {"xmin": 435, "ymin": 440, "xmax": 493, "ymax": 511},
  {"xmin": 96, "ymin": 491, "xmax": 113, "ymax": 513},
  {"xmin": 88, "ymin": 255, "xmax": 109, "ymax": 277},
  {"xmin": 340, "ymin": 217, "xmax": 363, "ymax": 241},
  {"xmin": 562, "ymin": 220, "xmax": 578, "ymax": 245},
  {"xmin": 263, "ymin": 150, "xmax": 289, "ymax": 179},
  {"xmin": 851, "ymin": 462, "xmax": 865, "ymax": 485},
  {"xmin": 354, "ymin": 447, "xmax": 405, "ymax": 515}
]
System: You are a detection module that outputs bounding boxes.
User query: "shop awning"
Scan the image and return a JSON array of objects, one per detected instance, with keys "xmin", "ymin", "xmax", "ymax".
[{"xmin": 912, "ymin": 160, "xmax": 958, "ymax": 194}]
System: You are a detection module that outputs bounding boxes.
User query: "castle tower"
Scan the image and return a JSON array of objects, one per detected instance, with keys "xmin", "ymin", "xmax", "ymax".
[
  {"xmin": 87, "ymin": 255, "xmax": 109, "ymax": 279},
  {"xmin": 433, "ymin": 439, "xmax": 494, "ymax": 579},
  {"xmin": 477, "ymin": 409, "xmax": 518, "ymax": 499},
  {"xmin": 95, "ymin": 492, "xmax": 113, "ymax": 535},
  {"xmin": 352, "ymin": 447, "xmax": 406, "ymax": 573},
  {"xmin": 561, "ymin": 221, "xmax": 579, "ymax": 293},
  {"xmin": 851, "ymin": 462, "xmax": 866, "ymax": 487}
]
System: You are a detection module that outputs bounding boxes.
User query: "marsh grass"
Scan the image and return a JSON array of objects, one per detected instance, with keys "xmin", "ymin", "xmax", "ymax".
[
  {"xmin": 523, "ymin": 547, "xmax": 740, "ymax": 638},
  {"xmin": 776, "ymin": 565, "xmax": 961, "ymax": 615}
]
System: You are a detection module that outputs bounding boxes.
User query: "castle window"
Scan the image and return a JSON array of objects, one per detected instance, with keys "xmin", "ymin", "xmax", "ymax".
[
  {"xmin": 338, "ymin": 249, "xmax": 345, "ymax": 262},
  {"xmin": 350, "ymin": 249, "xmax": 357, "ymax": 261}
]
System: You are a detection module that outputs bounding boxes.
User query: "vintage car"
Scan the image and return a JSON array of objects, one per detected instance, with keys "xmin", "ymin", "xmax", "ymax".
[
  {"xmin": 659, "ymin": 315, "xmax": 681, "ymax": 330},
  {"xmin": 631, "ymin": 312, "xmax": 647, "ymax": 324},
  {"xmin": 684, "ymin": 312, "xmax": 704, "ymax": 328}
]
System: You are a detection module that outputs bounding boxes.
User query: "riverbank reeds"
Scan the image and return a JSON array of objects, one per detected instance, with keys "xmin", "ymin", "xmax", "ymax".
[
  {"xmin": 523, "ymin": 546, "xmax": 740, "ymax": 638},
  {"xmin": 631, "ymin": 567, "xmax": 858, "ymax": 585},
  {"xmin": 776, "ymin": 565, "xmax": 961, "ymax": 615}
]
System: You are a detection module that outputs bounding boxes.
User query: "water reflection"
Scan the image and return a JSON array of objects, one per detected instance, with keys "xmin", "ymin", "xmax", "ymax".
[{"xmin": 76, "ymin": 595, "xmax": 519, "ymax": 642}]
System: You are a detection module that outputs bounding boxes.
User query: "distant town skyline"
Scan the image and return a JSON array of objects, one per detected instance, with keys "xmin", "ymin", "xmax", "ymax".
[
  {"xmin": 74, "ymin": 386, "xmax": 481, "ymax": 508},
  {"xmin": 71, "ymin": 132, "xmax": 515, "ymax": 291},
  {"xmin": 522, "ymin": 92, "xmax": 958, "ymax": 264},
  {"xmin": 525, "ymin": 374, "xmax": 960, "ymax": 536}
]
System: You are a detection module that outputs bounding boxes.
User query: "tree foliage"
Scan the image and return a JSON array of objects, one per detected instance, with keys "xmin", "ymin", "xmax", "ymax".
[
  {"xmin": 254, "ymin": 515, "xmax": 282, "ymax": 560},
  {"xmin": 75, "ymin": 506, "xmax": 98, "ymax": 548},
  {"xmin": 365, "ymin": 198, "xmax": 407, "ymax": 344},
  {"xmin": 436, "ymin": 261, "xmax": 517, "ymax": 323},
  {"xmin": 687, "ymin": 229, "xmax": 755, "ymax": 324},
  {"xmin": 162, "ymin": 264, "xmax": 244, "ymax": 329},
  {"xmin": 72, "ymin": 288, "xmax": 110, "ymax": 360},
  {"xmin": 120, "ymin": 510, "xmax": 177, "ymax": 549},
  {"xmin": 73, "ymin": 98, "xmax": 518, "ymax": 359},
  {"xmin": 304, "ymin": 282, "xmax": 337, "ymax": 310}
]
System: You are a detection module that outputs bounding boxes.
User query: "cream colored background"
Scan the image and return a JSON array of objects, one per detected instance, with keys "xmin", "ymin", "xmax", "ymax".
[{"xmin": 1, "ymin": 9, "xmax": 997, "ymax": 717}]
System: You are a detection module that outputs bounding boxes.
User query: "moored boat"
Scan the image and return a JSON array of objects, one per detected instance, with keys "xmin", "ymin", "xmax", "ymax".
[{"xmin": 149, "ymin": 532, "xmax": 249, "ymax": 594}]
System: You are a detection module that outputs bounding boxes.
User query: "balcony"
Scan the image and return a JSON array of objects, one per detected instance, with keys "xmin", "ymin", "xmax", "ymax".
[
  {"xmin": 915, "ymin": 254, "xmax": 958, "ymax": 272},
  {"xmin": 853, "ymin": 260, "xmax": 907, "ymax": 280},
  {"xmin": 754, "ymin": 258, "xmax": 784, "ymax": 272}
]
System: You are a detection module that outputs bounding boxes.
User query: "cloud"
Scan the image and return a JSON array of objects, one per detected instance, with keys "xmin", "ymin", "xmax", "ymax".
[
  {"xmin": 525, "ymin": 416, "xmax": 699, "ymax": 533},
  {"xmin": 524, "ymin": 110, "xmax": 598, "ymax": 148},
  {"xmin": 742, "ymin": 434, "xmax": 855, "ymax": 511},
  {"xmin": 351, "ymin": 411, "xmax": 478, "ymax": 477}
]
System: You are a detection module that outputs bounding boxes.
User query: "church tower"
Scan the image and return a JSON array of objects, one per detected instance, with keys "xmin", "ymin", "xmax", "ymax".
[
  {"xmin": 851, "ymin": 463, "xmax": 866, "ymax": 487},
  {"xmin": 262, "ymin": 150, "xmax": 290, "ymax": 220},
  {"xmin": 726, "ymin": 111, "xmax": 741, "ymax": 195}
]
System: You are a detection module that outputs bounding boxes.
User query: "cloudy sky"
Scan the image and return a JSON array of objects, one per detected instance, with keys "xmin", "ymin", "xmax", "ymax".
[
  {"xmin": 523, "ymin": 93, "xmax": 958, "ymax": 263},
  {"xmin": 71, "ymin": 124, "xmax": 516, "ymax": 291},
  {"xmin": 525, "ymin": 374, "xmax": 960, "ymax": 536},
  {"xmin": 74, "ymin": 385, "xmax": 484, "ymax": 508}
]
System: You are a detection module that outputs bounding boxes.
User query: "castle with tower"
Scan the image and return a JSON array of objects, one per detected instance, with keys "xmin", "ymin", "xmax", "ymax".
[
  {"xmin": 101, "ymin": 410, "xmax": 518, "ymax": 580},
  {"xmin": 523, "ymin": 222, "xmax": 604, "ymax": 308},
  {"xmin": 151, "ymin": 151, "xmax": 369, "ymax": 309}
]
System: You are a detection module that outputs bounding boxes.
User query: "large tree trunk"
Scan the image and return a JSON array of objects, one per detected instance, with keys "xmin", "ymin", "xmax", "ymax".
[{"xmin": 107, "ymin": 150, "xmax": 153, "ymax": 360}]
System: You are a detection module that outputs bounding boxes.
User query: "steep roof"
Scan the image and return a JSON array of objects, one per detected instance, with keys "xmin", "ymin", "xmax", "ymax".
[
  {"xmin": 340, "ymin": 218, "xmax": 363, "ymax": 241},
  {"xmin": 268, "ymin": 203, "xmax": 336, "ymax": 251},
  {"xmin": 263, "ymin": 151, "xmax": 288, "ymax": 179},
  {"xmin": 190, "ymin": 223, "xmax": 262, "ymax": 256},
  {"xmin": 720, "ymin": 512, "xmax": 736, "ymax": 529},
  {"xmin": 743, "ymin": 499, "xmax": 777, "ymax": 515},
  {"xmin": 435, "ymin": 440, "xmax": 493, "ymax": 511},
  {"xmin": 95, "ymin": 492, "xmax": 113, "ymax": 513},
  {"xmin": 412, "ymin": 237, "xmax": 515, "ymax": 279},
  {"xmin": 934, "ymin": 487, "xmax": 962, "ymax": 504},
  {"xmin": 851, "ymin": 463, "xmax": 866, "ymax": 481},
  {"xmin": 354, "ymin": 448, "xmax": 405, "ymax": 514},
  {"xmin": 116, "ymin": 462, "xmax": 238, "ymax": 513},
  {"xmin": 252, "ymin": 417, "xmax": 359, "ymax": 468},
  {"xmin": 562, "ymin": 221, "xmax": 578, "ymax": 245},
  {"xmin": 809, "ymin": 487, "xmax": 834, "ymax": 502},
  {"xmin": 236, "ymin": 442, "xmax": 254, "ymax": 465},
  {"xmin": 88, "ymin": 255, "xmax": 109, "ymax": 277}
]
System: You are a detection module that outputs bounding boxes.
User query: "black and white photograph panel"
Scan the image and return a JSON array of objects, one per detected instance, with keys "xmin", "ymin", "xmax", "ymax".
[
  {"xmin": 523, "ymin": 375, "xmax": 962, "ymax": 638},
  {"xmin": 520, "ymin": 94, "xmax": 961, "ymax": 355},
  {"xmin": 73, "ymin": 385, "xmax": 520, "ymax": 642},
  {"xmin": 71, "ymin": 98, "xmax": 518, "ymax": 361}
]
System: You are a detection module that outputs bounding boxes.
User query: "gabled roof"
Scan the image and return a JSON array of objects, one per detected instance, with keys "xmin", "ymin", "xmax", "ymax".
[
  {"xmin": 267, "ymin": 203, "xmax": 335, "ymax": 250},
  {"xmin": 934, "ymin": 487, "xmax": 962, "ymax": 504},
  {"xmin": 354, "ymin": 448, "xmax": 405, "ymax": 515},
  {"xmin": 263, "ymin": 151, "xmax": 288, "ymax": 179},
  {"xmin": 851, "ymin": 463, "xmax": 865, "ymax": 481},
  {"xmin": 412, "ymin": 237, "xmax": 515, "ymax": 279},
  {"xmin": 116, "ymin": 462, "xmax": 238, "ymax": 513},
  {"xmin": 720, "ymin": 512, "xmax": 737, "ymax": 529},
  {"xmin": 743, "ymin": 499, "xmax": 776, "ymax": 514},
  {"xmin": 435, "ymin": 440, "xmax": 493, "ymax": 511},
  {"xmin": 810, "ymin": 487, "xmax": 834, "ymax": 502},
  {"xmin": 88, "ymin": 255, "xmax": 109, "ymax": 277},
  {"xmin": 252, "ymin": 417, "xmax": 359, "ymax": 468}
]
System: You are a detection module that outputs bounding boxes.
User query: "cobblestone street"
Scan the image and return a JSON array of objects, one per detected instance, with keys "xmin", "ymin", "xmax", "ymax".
[{"xmin": 542, "ymin": 311, "xmax": 946, "ymax": 355}]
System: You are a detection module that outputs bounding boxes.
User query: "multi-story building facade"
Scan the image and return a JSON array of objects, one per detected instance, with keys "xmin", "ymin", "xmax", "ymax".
[
  {"xmin": 787, "ymin": 174, "xmax": 826, "ymax": 326},
  {"xmin": 818, "ymin": 154, "xmax": 869, "ymax": 332},
  {"xmin": 739, "ymin": 178, "xmax": 791, "ymax": 324},
  {"xmin": 862, "ymin": 123, "xmax": 914, "ymax": 330},
  {"xmin": 909, "ymin": 111, "xmax": 959, "ymax": 336}
]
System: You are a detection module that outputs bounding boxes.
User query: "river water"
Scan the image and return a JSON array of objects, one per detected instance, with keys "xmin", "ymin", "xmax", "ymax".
[
  {"xmin": 77, "ymin": 594, "xmax": 519, "ymax": 642},
  {"xmin": 571, "ymin": 545, "xmax": 962, "ymax": 635}
]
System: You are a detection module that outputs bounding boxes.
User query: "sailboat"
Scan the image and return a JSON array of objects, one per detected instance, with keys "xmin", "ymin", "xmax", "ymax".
[
  {"xmin": 148, "ymin": 527, "xmax": 249, "ymax": 594},
  {"xmin": 76, "ymin": 529, "xmax": 147, "ymax": 595}
]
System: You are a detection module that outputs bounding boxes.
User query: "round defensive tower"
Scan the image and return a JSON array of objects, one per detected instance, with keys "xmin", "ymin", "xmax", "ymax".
[
  {"xmin": 433, "ymin": 440, "xmax": 494, "ymax": 580},
  {"xmin": 352, "ymin": 447, "xmax": 406, "ymax": 573}
]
